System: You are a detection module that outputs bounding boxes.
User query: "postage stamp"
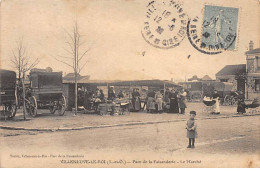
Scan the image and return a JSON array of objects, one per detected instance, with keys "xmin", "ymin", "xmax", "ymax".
[
  {"xmin": 201, "ymin": 5, "xmax": 239, "ymax": 51},
  {"xmin": 187, "ymin": 16, "xmax": 222, "ymax": 55},
  {"xmin": 141, "ymin": 0, "xmax": 189, "ymax": 49}
]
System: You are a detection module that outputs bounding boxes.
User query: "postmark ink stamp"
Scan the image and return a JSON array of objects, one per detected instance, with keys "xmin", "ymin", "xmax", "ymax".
[
  {"xmin": 141, "ymin": 0, "xmax": 189, "ymax": 49},
  {"xmin": 187, "ymin": 16, "xmax": 222, "ymax": 55},
  {"xmin": 201, "ymin": 5, "xmax": 239, "ymax": 51}
]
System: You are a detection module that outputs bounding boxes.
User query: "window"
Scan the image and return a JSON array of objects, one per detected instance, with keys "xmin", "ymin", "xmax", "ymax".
[
  {"xmin": 257, "ymin": 56, "xmax": 260, "ymax": 71},
  {"xmin": 220, "ymin": 79, "xmax": 228, "ymax": 82},
  {"xmin": 38, "ymin": 74, "xmax": 62, "ymax": 88},
  {"xmin": 30, "ymin": 75, "xmax": 38, "ymax": 88},
  {"xmin": 247, "ymin": 59, "xmax": 255, "ymax": 73},
  {"xmin": 255, "ymin": 79, "xmax": 260, "ymax": 91}
]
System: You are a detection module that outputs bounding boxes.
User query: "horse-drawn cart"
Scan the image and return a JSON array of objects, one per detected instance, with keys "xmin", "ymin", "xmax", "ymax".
[
  {"xmin": 214, "ymin": 82, "xmax": 238, "ymax": 106},
  {"xmin": 25, "ymin": 70, "xmax": 66, "ymax": 117},
  {"xmin": 0, "ymin": 69, "xmax": 17, "ymax": 118}
]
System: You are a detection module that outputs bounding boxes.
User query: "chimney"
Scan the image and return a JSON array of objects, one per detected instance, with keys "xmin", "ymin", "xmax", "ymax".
[{"xmin": 249, "ymin": 40, "xmax": 254, "ymax": 50}]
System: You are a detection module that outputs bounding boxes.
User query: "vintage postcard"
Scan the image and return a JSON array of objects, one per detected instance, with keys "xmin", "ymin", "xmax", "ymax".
[{"xmin": 0, "ymin": 0, "xmax": 259, "ymax": 168}]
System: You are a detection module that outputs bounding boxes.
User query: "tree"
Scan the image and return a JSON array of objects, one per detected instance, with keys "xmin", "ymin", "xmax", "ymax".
[
  {"xmin": 55, "ymin": 21, "xmax": 91, "ymax": 116},
  {"xmin": 10, "ymin": 39, "xmax": 39, "ymax": 119}
]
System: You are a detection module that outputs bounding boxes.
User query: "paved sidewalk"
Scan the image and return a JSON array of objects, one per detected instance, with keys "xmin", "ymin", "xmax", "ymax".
[{"xmin": 0, "ymin": 102, "xmax": 259, "ymax": 131}]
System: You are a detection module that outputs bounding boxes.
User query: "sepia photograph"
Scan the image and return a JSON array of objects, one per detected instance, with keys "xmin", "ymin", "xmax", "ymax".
[{"xmin": 0, "ymin": 0, "xmax": 259, "ymax": 168}]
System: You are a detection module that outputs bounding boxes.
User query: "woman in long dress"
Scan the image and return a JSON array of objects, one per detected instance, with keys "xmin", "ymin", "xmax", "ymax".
[
  {"xmin": 155, "ymin": 91, "xmax": 163, "ymax": 113},
  {"xmin": 212, "ymin": 90, "xmax": 220, "ymax": 114},
  {"xmin": 132, "ymin": 88, "xmax": 141, "ymax": 111},
  {"xmin": 237, "ymin": 91, "xmax": 246, "ymax": 114},
  {"xmin": 178, "ymin": 88, "xmax": 187, "ymax": 114},
  {"xmin": 169, "ymin": 89, "xmax": 179, "ymax": 113},
  {"xmin": 146, "ymin": 90, "xmax": 155, "ymax": 113}
]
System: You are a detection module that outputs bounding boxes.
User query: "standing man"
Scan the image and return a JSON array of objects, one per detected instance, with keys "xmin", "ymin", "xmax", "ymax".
[
  {"xmin": 84, "ymin": 89, "xmax": 91, "ymax": 110},
  {"xmin": 117, "ymin": 90, "xmax": 124, "ymax": 99},
  {"xmin": 179, "ymin": 88, "xmax": 187, "ymax": 114},
  {"xmin": 108, "ymin": 86, "xmax": 116, "ymax": 101}
]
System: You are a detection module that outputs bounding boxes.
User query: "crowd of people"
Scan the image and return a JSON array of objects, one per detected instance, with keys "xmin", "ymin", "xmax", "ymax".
[
  {"xmin": 77, "ymin": 87, "xmax": 189, "ymax": 114},
  {"xmin": 78, "ymin": 85, "xmax": 259, "ymax": 115},
  {"xmin": 133, "ymin": 88, "xmax": 188, "ymax": 114}
]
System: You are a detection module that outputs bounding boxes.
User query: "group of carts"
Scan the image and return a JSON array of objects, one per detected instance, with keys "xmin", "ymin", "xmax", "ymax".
[
  {"xmin": 0, "ymin": 69, "xmax": 259, "ymax": 118},
  {"xmin": 0, "ymin": 69, "xmax": 130, "ymax": 118},
  {"xmin": 0, "ymin": 69, "xmax": 66, "ymax": 118}
]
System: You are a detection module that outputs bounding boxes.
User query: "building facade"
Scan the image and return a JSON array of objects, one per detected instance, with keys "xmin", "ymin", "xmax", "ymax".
[
  {"xmin": 245, "ymin": 41, "xmax": 260, "ymax": 99},
  {"xmin": 215, "ymin": 64, "xmax": 246, "ymax": 93}
]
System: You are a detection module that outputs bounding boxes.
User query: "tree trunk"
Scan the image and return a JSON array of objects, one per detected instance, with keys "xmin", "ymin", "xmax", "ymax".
[
  {"xmin": 22, "ymin": 72, "xmax": 26, "ymax": 120},
  {"xmin": 75, "ymin": 72, "xmax": 78, "ymax": 115}
]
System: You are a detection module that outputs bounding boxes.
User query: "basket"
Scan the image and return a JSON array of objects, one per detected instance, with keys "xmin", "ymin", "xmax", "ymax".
[{"xmin": 203, "ymin": 100, "xmax": 216, "ymax": 106}]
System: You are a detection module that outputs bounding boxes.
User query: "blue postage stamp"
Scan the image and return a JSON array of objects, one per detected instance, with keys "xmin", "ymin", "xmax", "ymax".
[{"xmin": 201, "ymin": 5, "xmax": 239, "ymax": 51}]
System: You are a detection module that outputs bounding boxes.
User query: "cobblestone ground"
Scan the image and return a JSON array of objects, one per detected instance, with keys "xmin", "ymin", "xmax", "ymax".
[{"xmin": 0, "ymin": 113, "xmax": 259, "ymax": 167}]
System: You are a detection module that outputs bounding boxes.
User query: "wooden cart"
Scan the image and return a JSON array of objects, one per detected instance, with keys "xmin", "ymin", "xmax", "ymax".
[
  {"xmin": 0, "ymin": 69, "xmax": 17, "ymax": 118},
  {"xmin": 25, "ymin": 70, "xmax": 66, "ymax": 117}
]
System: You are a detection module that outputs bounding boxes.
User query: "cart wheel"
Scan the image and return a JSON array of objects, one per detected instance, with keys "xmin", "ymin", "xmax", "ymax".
[
  {"xmin": 58, "ymin": 95, "xmax": 66, "ymax": 116},
  {"xmin": 29, "ymin": 96, "xmax": 38, "ymax": 117},
  {"xmin": 7, "ymin": 103, "xmax": 17, "ymax": 118},
  {"xmin": 25, "ymin": 96, "xmax": 37, "ymax": 117},
  {"xmin": 49, "ymin": 106, "xmax": 56, "ymax": 114}
]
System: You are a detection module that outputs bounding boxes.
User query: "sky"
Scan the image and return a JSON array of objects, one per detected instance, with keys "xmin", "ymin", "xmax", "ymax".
[{"xmin": 0, "ymin": 0, "xmax": 259, "ymax": 81}]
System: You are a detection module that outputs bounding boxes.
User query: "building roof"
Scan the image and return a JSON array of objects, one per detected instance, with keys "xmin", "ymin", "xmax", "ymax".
[
  {"xmin": 202, "ymin": 75, "xmax": 212, "ymax": 81},
  {"xmin": 216, "ymin": 64, "xmax": 246, "ymax": 77},
  {"xmin": 64, "ymin": 73, "xmax": 80, "ymax": 77},
  {"xmin": 63, "ymin": 79, "xmax": 182, "ymax": 88},
  {"xmin": 110, "ymin": 80, "xmax": 182, "ymax": 88},
  {"xmin": 188, "ymin": 75, "xmax": 202, "ymax": 81},
  {"xmin": 245, "ymin": 48, "xmax": 260, "ymax": 55},
  {"xmin": 63, "ymin": 73, "xmax": 90, "ymax": 83}
]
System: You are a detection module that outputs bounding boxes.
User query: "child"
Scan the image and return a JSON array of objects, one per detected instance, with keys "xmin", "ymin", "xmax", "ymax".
[{"xmin": 186, "ymin": 111, "xmax": 198, "ymax": 148}]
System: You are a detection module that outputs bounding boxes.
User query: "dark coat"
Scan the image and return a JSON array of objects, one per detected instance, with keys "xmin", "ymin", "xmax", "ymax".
[
  {"xmin": 169, "ymin": 92, "xmax": 179, "ymax": 113},
  {"xmin": 237, "ymin": 94, "xmax": 246, "ymax": 113}
]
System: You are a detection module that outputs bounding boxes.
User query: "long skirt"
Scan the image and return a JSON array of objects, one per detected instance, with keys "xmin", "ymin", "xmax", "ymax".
[
  {"xmin": 134, "ymin": 98, "xmax": 141, "ymax": 111},
  {"xmin": 169, "ymin": 99, "xmax": 179, "ymax": 113},
  {"xmin": 156, "ymin": 98, "xmax": 163, "ymax": 111},
  {"xmin": 178, "ymin": 99, "xmax": 187, "ymax": 109},
  {"xmin": 146, "ymin": 97, "xmax": 154, "ymax": 110},
  {"xmin": 149, "ymin": 101, "xmax": 156, "ymax": 111},
  {"xmin": 213, "ymin": 99, "xmax": 220, "ymax": 113},
  {"xmin": 237, "ymin": 101, "xmax": 246, "ymax": 113}
]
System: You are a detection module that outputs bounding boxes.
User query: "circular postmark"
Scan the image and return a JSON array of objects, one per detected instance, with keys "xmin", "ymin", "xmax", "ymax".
[
  {"xmin": 187, "ymin": 5, "xmax": 239, "ymax": 54},
  {"xmin": 187, "ymin": 16, "xmax": 222, "ymax": 55},
  {"xmin": 141, "ymin": 0, "xmax": 189, "ymax": 49},
  {"xmin": 201, "ymin": 5, "xmax": 238, "ymax": 51}
]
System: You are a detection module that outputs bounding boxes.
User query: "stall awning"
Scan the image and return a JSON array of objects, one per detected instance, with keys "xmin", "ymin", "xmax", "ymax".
[
  {"xmin": 109, "ymin": 80, "xmax": 182, "ymax": 88},
  {"xmin": 62, "ymin": 79, "xmax": 182, "ymax": 88}
]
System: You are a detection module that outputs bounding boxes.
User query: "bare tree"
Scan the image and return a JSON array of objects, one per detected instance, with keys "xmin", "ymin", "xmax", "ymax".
[
  {"xmin": 10, "ymin": 39, "xmax": 39, "ymax": 119},
  {"xmin": 54, "ymin": 21, "xmax": 91, "ymax": 116}
]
